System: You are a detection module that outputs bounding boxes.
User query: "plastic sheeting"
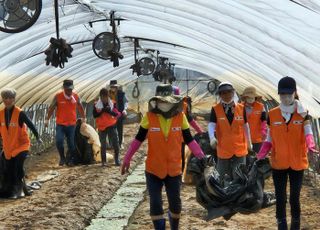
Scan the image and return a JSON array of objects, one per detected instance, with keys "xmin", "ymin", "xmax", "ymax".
[{"xmin": 0, "ymin": 0, "xmax": 320, "ymax": 116}]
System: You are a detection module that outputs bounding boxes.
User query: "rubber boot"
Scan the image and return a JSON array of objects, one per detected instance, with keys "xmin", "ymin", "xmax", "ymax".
[
  {"xmin": 277, "ymin": 218, "xmax": 288, "ymax": 230},
  {"xmin": 9, "ymin": 182, "xmax": 24, "ymax": 199},
  {"xmin": 101, "ymin": 151, "xmax": 107, "ymax": 167},
  {"xmin": 290, "ymin": 218, "xmax": 300, "ymax": 230},
  {"xmin": 168, "ymin": 211, "xmax": 180, "ymax": 230},
  {"xmin": 114, "ymin": 151, "xmax": 120, "ymax": 166},
  {"xmin": 152, "ymin": 219, "xmax": 166, "ymax": 230}
]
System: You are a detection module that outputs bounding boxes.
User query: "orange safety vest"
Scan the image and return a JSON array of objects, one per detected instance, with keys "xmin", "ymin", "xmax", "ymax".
[
  {"xmin": 0, "ymin": 106, "xmax": 30, "ymax": 160},
  {"xmin": 214, "ymin": 103, "xmax": 248, "ymax": 159},
  {"xmin": 269, "ymin": 107, "xmax": 308, "ymax": 170},
  {"xmin": 56, "ymin": 92, "xmax": 79, "ymax": 126},
  {"xmin": 246, "ymin": 102, "xmax": 264, "ymax": 143},
  {"xmin": 95, "ymin": 103, "xmax": 117, "ymax": 131},
  {"xmin": 146, "ymin": 112, "xmax": 183, "ymax": 179}
]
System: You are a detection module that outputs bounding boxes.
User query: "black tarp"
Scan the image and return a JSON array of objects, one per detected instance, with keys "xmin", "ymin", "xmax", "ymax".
[
  {"xmin": 187, "ymin": 156, "xmax": 275, "ymax": 221},
  {"xmin": 74, "ymin": 120, "xmax": 95, "ymax": 165}
]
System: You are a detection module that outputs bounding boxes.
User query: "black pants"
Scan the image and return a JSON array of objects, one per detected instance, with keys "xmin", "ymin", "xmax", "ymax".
[
  {"xmin": 272, "ymin": 168, "xmax": 304, "ymax": 220},
  {"xmin": 145, "ymin": 172, "xmax": 182, "ymax": 217},
  {"xmin": 5, "ymin": 151, "xmax": 28, "ymax": 188},
  {"xmin": 116, "ymin": 116, "xmax": 124, "ymax": 146},
  {"xmin": 252, "ymin": 142, "xmax": 262, "ymax": 153},
  {"xmin": 181, "ymin": 142, "xmax": 185, "ymax": 172},
  {"xmin": 99, "ymin": 125, "xmax": 120, "ymax": 163}
]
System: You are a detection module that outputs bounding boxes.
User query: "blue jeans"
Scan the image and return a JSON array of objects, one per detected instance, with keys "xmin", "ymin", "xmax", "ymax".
[
  {"xmin": 145, "ymin": 172, "xmax": 182, "ymax": 217},
  {"xmin": 56, "ymin": 125, "xmax": 76, "ymax": 162}
]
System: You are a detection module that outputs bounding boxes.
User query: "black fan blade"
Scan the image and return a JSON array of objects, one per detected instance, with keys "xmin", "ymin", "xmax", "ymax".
[
  {"xmin": 5, "ymin": 6, "xmax": 31, "ymax": 28},
  {"xmin": 0, "ymin": 3, "xmax": 7, "ymax": 20},
  {"xmin": 20, "ymin": 0, "xmax": 37, "ymax": 11},
  {"xmin": 93, "ymin": 38, "xmax": 103, "ymax": 50}
]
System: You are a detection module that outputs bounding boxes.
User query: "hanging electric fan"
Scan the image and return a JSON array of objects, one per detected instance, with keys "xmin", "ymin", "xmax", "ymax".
[
  {"xmin": 207, "ymin": 80, "xmax": 219, "ymax": 94},
  {"xmin": 92, "ymin": 32, "xmax": 121, "ymax": 60},
  {"xmin": 0, "ymin": 0, "xmax": 42, "ymax": 33},
  {"xmin": 138, "ymin": 57, "xmax": 155, "ymax": 76}
]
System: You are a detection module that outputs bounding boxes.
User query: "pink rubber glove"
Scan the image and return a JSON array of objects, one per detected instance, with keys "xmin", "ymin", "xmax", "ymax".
[
  {"xmin": 190, "ymin": 120, "xmax": 204, "ymax": 134},
  {"xmin": 187, "ymin": 140, "xmax": 205, "ymax": 159},
  {"xmin": 261, "ymin": 121, "xmax": 267, "ymax": 140},
  {"xmin": 121, "ymin": 139, "xmax": 142, "ymax": 174},
  {"xmin": 306, "ymin": 134, "xmax": 318, "ymax": 153},
  {"xmin": 257, "ymin": 141, "xmax": 272, "ymax": 160},
  {"xmin": 113, "ymin": 107, "xmax": 121, "ymax": 119}
]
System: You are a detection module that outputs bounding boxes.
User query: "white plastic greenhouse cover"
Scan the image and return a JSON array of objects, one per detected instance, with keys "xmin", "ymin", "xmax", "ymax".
[{"xmin": 1, "ymin": 0, "xmax": 320, "ymax": 116}]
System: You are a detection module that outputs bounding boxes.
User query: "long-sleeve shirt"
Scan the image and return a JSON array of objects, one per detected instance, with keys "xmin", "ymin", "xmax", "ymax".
[{"xmin": 4, "ymin": 107, "xmax": 39, "ymax": 139}]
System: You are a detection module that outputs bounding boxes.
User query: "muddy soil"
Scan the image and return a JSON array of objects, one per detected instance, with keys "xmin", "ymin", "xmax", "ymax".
[
  {"xmin": 1, "ymin": 120, "xmax": 320, "ymax": 230},
  {"xmin": 0, "ymin": 123, "xmax": 145, "ymax": 230},
  {"xmin": 126, "ymin": 177, "xmax": 320, "ymax": 230},
  {"xmin": 126, "ymin": 119, "xmax": 320, "ymax": 230}
]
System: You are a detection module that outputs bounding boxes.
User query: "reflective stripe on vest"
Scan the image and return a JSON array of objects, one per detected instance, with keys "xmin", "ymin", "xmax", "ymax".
[
  {"xmin": 95, "ymin": 104, "xmax": 117, "ymax": 131},
  {"xmin": 214, "ymin": 103, "xmax": 247, "ymax": 159},
  {"xmin": 146, "ymin": 112, "xmax": 183, "ymax": 179},
  {"xmin": 246, "ymin": 102, "xmax": 264, "ymax": 143},
  {"xmin": 56, "ymin": 92, "xmax": 79, "ymax": 126},
  {"xmin": 0, "ymin": 106, "xmax": 30, "ymax": 160},
  {"xmin": 269, "ymin": 107, "xmax": 308, "ymax": 170}
]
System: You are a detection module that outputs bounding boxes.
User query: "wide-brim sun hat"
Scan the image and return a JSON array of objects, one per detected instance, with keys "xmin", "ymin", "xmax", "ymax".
[
  {"xmin": 241, "ymin": 86, "xmax": 261, "ymax": 98},
  {"xmin": 149, "ymin": 84, "xmax": 183, "ymax": 104}
]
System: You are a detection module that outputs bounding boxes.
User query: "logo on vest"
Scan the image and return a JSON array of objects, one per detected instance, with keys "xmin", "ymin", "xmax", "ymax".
[
  {"xmin": 234, "ymin": 116, "xmax": 243, "ymax": 120},
  {"xmin": 254, "ymin": 111, "xmax": 262, "ymax": 115},
  {"xmin": 172, "ymin": 127, "xmax": 181, "ymax": 131},
  {"xmin": 9, "ymin": 122, "xmax": 17, "ymax": 127},
  {"xmin": 272, "ymin": 121, "xmax": 283, "ymax": 126},
  {"xmin": 218, "ymin": 117, "xmax": 225, "ymax": 120},
  {"xmin": 150, "ymin": 127, "xmax": 161, "ymax": 132},
  {"xmin": 293, "ymin": 120, "xmax": 303, "ymax": 125}
]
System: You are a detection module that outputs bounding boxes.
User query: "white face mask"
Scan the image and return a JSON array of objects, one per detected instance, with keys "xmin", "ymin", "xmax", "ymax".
[
  {"xmin": 246, "ymin": 97, "xmax": 255, "ymax": 104},
  {"xmin": 157, "ymin": 101, "xmax": 174, "ymax": 112},
  {"xmin": 280, "ymin": 94, "xmax": 295, "ymax": 106}
]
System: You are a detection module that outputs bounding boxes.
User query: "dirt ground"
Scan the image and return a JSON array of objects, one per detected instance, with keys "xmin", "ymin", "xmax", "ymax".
[
  {"xmin": 126, "ymin": 177, "xmax": 320, "ymax": 230},
  {"xmin": 0, "ymin": 123, "xmax": 145, "ymax": 230},
  {"xmin": 126, "ymin": 119, "xmax": 320, "ymax": 230},
  {"xmin": 1, "ymin": 121, "xmax": 320, "ymax": 230}
]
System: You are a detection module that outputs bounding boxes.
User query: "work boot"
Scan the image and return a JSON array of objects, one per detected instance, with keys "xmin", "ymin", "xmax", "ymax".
[
  {"xmin": 114, "ymin": 151, "xmax": 120, "ymax": 166},
  {"xmin": 277, "ymin": 218, "xmax": 288, "ymax": 230},
  {"xmin": 101, "ymin": 161, "xmax": 107, "ymax": 167},
  {"xmin": 290, "ymin": 218, "xmax": 300, "ymax": 230},
  {"xmin": 152, "ymin": 219, "xmax": 166, "ymax": 230},
  {"xmin": 168, "ymin": 211, "xmax": 180, "ymax": 230},
  {"xmin": 9, "ymin": 183, "xmax": 25, "ymax": 199}
]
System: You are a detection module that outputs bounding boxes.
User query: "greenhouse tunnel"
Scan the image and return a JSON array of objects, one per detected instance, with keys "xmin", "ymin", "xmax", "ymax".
[{"xmin": 0, "ymin": 0, "xmax": 320, "ymax": 229}]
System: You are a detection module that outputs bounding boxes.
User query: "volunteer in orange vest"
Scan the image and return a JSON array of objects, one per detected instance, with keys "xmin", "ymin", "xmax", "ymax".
[
  {"xmin": 241, "ymin": 86, "xmax": 267, "ymax": 153},
  {"xmin": 208, "ymin": 82, "xmax": 252, "ymax": 182},
  {"xmin": 93, "ymin": 88, "xmax": 121, "ymax": 166},
  {"xmin": 172, "ymin": 86, "xmax": 204, "ymax": 172},
  {"xmin": 108, "ymin": 80, "xmax": 128, "ymax": 150},
  {"xmin": 121, "ymin": 84, "xmax": 205, "ymax": 230},
  {"xmin": 257, "ymin": 76, "xmax": 318, "ymax": 230},
  {"xmin": 45, "ymin": 80, "xmax": 85, "ymax": 166},
  {"xmin": 0, "ymin": 88, "xmax": 41, "ymax": 199}
]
